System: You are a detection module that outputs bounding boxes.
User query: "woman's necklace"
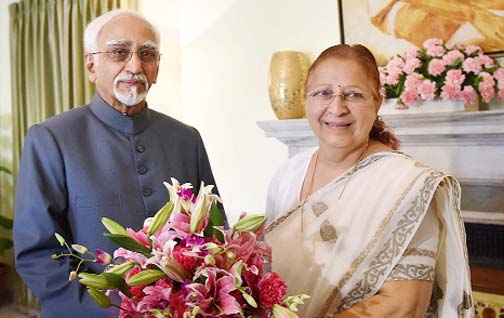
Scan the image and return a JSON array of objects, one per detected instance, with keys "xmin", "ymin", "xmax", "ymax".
[{"xmin": 300, "ymin": 144, "xmax": 369, "ymax": 232}]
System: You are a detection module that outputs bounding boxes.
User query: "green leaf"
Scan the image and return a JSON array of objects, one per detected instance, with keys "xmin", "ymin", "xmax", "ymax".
[
  {"xmin": 101, "ymin": 217, "xmax": 129, "ymax": 236},
  {"xmin": 0, "ymin": 216, "xmax": 13, "ymax": 230},
  {"xmin": 103, "ymin": 233, "xmax": 151, "ymax": 255},
  {"xmin": 87, "ymin": 288, "xmax": 111, "ymax": 308},
  {"xmin": 126, "ymin": 269, "xmax": 166, "ymax": 286},
  {"xmin": 209, "ymin": 202, "xmax": 224, "ymax": 227},
  {"xmin": 103, "ymin": 272, "xmax": 132, "ymax": 298},
  {"xmin": 203, "ymin": 203, "xmax": 225, "ymax": 242},
  {"xmin": 147, "ymin": 201, "xmax": 174, "ymax": 237},
  {"xmin": 242, "ymin": 293, "xmax": 257, "ymax": 308},
  {"xmin": 0, "ymin": 166, "xmax": 11, "ymax": 174}
]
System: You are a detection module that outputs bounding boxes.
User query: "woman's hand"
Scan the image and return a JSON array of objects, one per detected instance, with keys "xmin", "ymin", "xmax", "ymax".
[{"xmin": 334, "ymin": 280, "xmax": 433, "ymax": 318}]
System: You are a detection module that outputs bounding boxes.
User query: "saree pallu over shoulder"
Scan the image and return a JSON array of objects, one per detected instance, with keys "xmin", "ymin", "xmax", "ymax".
[{"xmin": 265, "ymin": 152, "xmax": 474, "ymax": 318}]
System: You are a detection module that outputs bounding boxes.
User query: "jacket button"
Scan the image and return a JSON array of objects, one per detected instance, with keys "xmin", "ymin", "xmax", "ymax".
[
  {"xmin": 136, "ymin": 144, "xmax": 145, "ymax": 153},
  {"xmin": 143, "ymin": 187, "xmax": 152, "ymax": 197},
  {"xmin": 137, "ymin": 165, "xmax": 147, "ymax": 174}
]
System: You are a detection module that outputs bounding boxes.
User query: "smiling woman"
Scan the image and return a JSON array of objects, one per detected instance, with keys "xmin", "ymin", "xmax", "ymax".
[{"xmin": 265, "ymin": 44, "xmax": 474, "ymax": 318}]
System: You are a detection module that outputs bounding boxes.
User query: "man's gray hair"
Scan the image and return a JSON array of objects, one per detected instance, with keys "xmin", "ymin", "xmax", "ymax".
[{"xmin": 84, "ymin": 9, "xmax": 160, "ymax": 53}]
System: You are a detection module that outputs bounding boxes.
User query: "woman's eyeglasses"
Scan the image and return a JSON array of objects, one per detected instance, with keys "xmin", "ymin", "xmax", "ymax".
[{"xmin": 305, "ymin": 90, "xmax": 372, "ymax": 106}]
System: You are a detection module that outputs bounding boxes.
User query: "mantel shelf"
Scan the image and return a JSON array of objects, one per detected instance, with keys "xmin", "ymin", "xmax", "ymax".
[
  {"xmin": 257, "ymin": 109, "xmax": 504, "ymax": 147},
  {"xmin": 258, "ymin": 109, "xmax": 504, "ymax": 225}
]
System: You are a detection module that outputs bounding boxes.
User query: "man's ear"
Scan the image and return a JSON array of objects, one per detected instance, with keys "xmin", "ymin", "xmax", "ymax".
[
  {"xmin": 85, "ymin": 54, "xmax": 97, "ymax": 82},
  {"xmin": 150, "ymin": 63, "xmax": 160, "ymax": 85}
]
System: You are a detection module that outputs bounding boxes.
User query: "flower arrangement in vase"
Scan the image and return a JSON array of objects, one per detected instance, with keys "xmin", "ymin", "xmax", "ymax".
[{"xmin": 379, "ymin": 38, "xmax": 504, "ymax": 110}]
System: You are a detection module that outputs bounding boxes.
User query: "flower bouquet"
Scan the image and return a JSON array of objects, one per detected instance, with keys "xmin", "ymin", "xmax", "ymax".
[
  {"xmin": 379, "ymin": 38, "xmax": 504, "ymax": 108},
  {"xmin": 52, "ymin": 179, "xmax": 308, "ymax": 318}
]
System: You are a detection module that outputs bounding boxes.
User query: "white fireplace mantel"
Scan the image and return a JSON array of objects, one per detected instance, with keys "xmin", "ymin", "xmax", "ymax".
[{"xmin": 257, "ymin": 109, "xmax": 504, "ymax": 224}]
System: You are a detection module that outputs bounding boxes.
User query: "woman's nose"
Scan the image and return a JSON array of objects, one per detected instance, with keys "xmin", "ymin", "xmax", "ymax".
[{"xmin": 326, "ymin": 94, "xmax": 349, "ymax": 115}]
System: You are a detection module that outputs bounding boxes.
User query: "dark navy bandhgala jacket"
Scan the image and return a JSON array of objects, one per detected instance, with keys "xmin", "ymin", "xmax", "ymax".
[{"xmin": 14, "ymin": 93, "xmax": 226, "ymax": 318}]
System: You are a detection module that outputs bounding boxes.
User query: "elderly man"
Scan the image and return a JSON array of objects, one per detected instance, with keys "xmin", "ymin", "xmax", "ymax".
[{"xmin": 13, "ymin": 9, "xmax": 226, "ymax": 318}]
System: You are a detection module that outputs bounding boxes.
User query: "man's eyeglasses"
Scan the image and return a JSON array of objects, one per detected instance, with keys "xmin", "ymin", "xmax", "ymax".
[
  {"xmin": 305, "ymin": 90, "xmax": 372, "ymax": 106},
  {"xmin": 90, "ymin": 48, "xmax": 161, "ymax": 64}
]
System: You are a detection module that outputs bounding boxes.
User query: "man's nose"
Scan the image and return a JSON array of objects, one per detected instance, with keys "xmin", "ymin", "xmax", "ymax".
[{"xmin": 125, "ymin": 52, "xmax": 144, "ymax": 74}]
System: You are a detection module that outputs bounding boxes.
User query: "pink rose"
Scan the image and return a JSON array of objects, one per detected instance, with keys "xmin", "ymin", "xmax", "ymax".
[
  {"xmin": 478, "ymin": 73, "xmax": 495, "ymax": 103},
  {"xmin": 440, "ymin": 84, "xmax": 460, "ymax": 100},
  {"xmin": 423, "ymin": 38, "xmax": 443, "ymax": 48},
  {"xmin": 418, "ymin": 80, "xmax": 436, "ymax": 101},
  {"xmin": 385, "ymin": 70, "xmax": 401, "ymax": 85},
  {"xmin": 403, "ymin": 57, "xmax": 421, "ymax": 74},
  {"xmin": 427, "ymin": 45, "xmax": 446, "ymax": 57},
  {"xmin": 258, "ymin": 272, "xmax": 287, "ymax": 308},
  {"xmin": 404, "ymin": 73, "xmax": 423, "ymax": 89},
  {"xmin": 405, "ymin": 49, "xmax": 419, "ymax": 59},
  {"xmin": 465, "ymin": 45, "xmax": 482, "ymax": 56},
  {"xmin": 400, "ymin": 88, "xmax": 419, "ymax": 107},
  {"xmin": 493, "ymin": 68, "xmax": 504, "ymax": 81},
  {"xmin": 445, "ymin": 69, "xmax": 465, "ymax": 86},
  {"xmin": 428, "ymin": 58, "xmax": 446, "ymax": 76},
  {"xmin": 442, "ymin": 50, "xmax": 464, "ymax": 65},
  {"xmin": 478, "ymin": 54, "xmax": 494, "ymax": 68},
  {"xmin": 495, "ymin": 69, "xmax": 504, "ymax": 90},
  {"xmin": 458, "ymin": 86, "xmax": 477, "ymax": 105},
  {"xmin": 387, "ymin": 57, "xmax": 405, "ymax": 69},
  {"xmin": 479, "ymin": 83, "xmax": 495, "ymax": 103},
  {"xmin": 462, "ymin": 57, "xmax": 482, "ymax": 75}
]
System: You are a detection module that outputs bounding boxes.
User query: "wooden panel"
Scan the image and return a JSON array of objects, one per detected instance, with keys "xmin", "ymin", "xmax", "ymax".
[{"xmin": 471, "ymin": 266, "xmax": 504, "ymax": 294}]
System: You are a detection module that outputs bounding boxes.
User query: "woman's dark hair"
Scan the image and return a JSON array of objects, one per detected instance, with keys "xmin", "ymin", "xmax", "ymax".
[{"xmin": 306, "ymin": 44, "xmax": 400, "ymax": 150}]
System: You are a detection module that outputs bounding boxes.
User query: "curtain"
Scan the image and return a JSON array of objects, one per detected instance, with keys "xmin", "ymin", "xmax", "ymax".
[
  {"xmin": 9, "ymin": 0, "xmax": 137, "ymax": 178},
  {"xmin": 8, "ymin": 0, "xmax": 136, "ymax": 312}
]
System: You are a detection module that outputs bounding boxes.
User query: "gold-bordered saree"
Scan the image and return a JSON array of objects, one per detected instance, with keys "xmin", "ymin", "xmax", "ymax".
[{"xmin": 265, "ymin": 152, "xmax": 474, "ymax": 318}]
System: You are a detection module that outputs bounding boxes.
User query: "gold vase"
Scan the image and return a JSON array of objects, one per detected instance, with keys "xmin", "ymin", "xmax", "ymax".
[{"xmin": 268, "ymin": 51, "xmax": 309, "ymax": 119}]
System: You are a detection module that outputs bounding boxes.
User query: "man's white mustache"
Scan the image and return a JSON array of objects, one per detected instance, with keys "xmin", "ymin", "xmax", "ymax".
[{"xmin": 114, "ymin": 73, "xmax": 149, "ymax": 89}]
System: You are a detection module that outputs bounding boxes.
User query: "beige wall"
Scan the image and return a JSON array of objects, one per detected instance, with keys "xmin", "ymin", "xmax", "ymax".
[
  {"xmin": 137, "ymin": 0, "xmax": 184, "ymax": 120},
  {"xmin": 138, "ymin": 0, "xmax": 341, "ymax": 223}
]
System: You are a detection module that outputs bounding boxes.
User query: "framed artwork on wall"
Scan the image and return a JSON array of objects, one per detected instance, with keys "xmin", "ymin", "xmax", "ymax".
[{"xmin": 338, "ymin": 0, "xmax": 504, "ymax": 64}]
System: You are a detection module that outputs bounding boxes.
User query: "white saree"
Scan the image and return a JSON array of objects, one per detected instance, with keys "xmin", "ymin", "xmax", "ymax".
[{"xmin": 265, "ymin": 151, "xmax": 474, "ymax": 318}]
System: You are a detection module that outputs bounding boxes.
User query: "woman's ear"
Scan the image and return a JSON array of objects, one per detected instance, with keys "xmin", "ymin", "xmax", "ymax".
[{"xmin": 85, "ymin": 54, "xmax": 96, "ymax": 82}]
